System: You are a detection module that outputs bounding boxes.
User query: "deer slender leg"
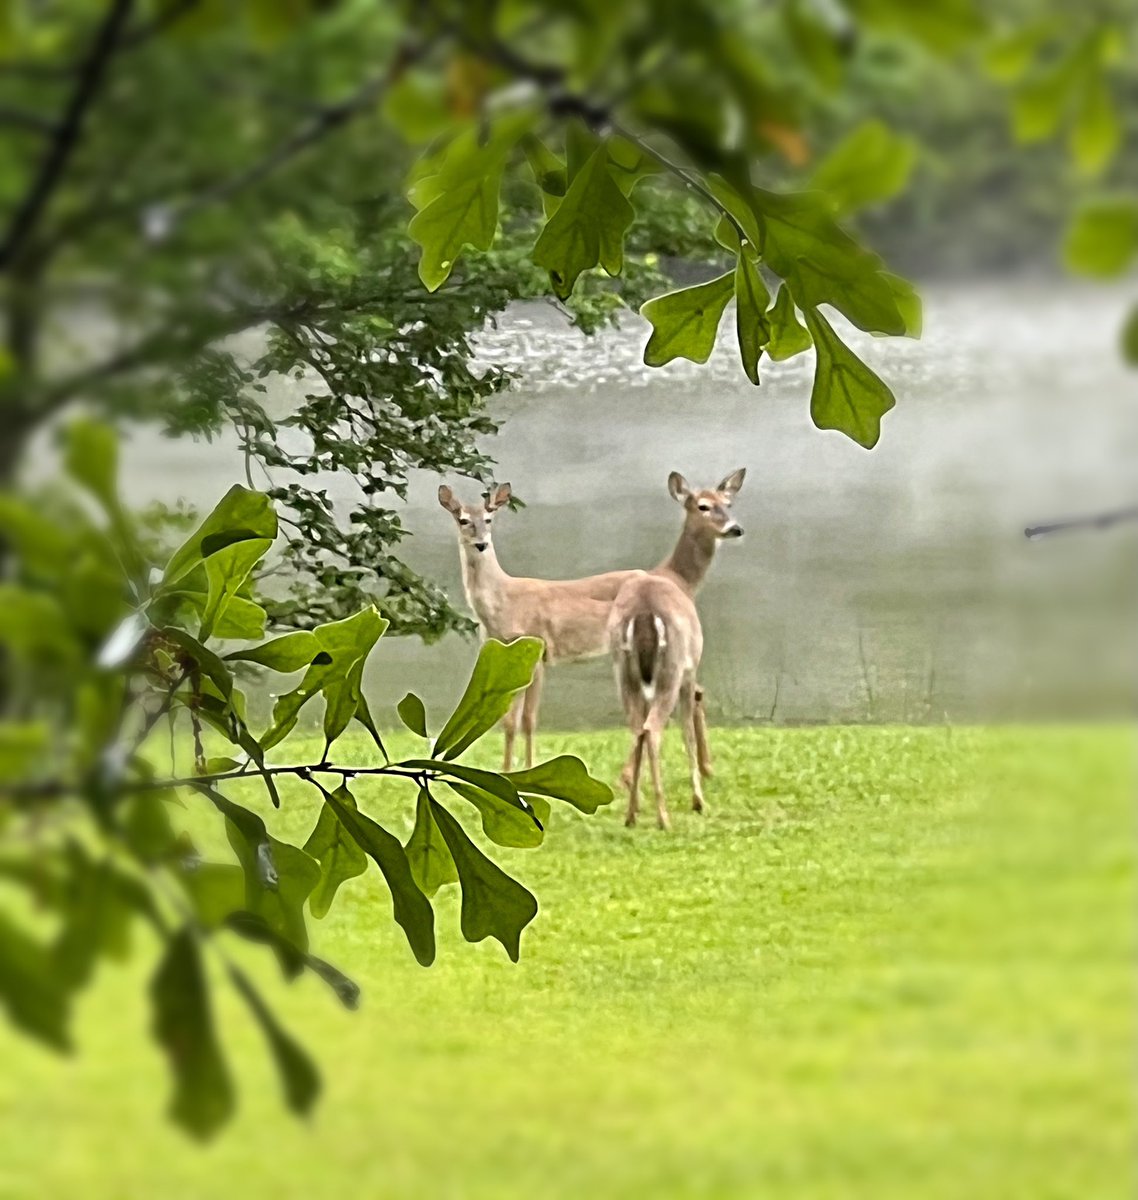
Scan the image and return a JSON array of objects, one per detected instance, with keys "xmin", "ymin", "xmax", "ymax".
[
  {"xmin": 626, "ymin": 731, "xmax": 646, "ymax": 827},
  {"xmin": 645, "ymin": 726, "xmax": 670, "ymax": 832},
  {"xmin": 521, "ymin": 660, "xmax": 544, "ymax": 770},
  {"xmin": 679, "ymin": 681, "xmax": 705, "ymax": 814},
  {"xmin": 501, "ymin": 692, "xmax": 523, "ymax": 772},
  {"xmin": 693, "ymin": 685, "xmax": 713, "ymax": 779}
]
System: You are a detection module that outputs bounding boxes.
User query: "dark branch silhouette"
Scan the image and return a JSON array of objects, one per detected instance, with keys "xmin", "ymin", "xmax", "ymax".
[{"xmin": 1024, "ymin": 505, "xmax": 1138, "ymax": 540}]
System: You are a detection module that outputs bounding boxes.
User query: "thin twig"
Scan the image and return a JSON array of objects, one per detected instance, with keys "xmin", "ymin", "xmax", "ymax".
[
  {"xmin": 1024, "ymin": 505, "xmax": 1138, "ymax": 540},
  {"xmin": 0, "ymin": 0, "xmax": 136, "ymax": 270}
]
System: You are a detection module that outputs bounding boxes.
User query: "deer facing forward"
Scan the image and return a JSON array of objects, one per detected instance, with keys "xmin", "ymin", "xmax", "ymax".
[{"xmin": 438, "ymin": 469, "xmax": 745, "ymax": 771}]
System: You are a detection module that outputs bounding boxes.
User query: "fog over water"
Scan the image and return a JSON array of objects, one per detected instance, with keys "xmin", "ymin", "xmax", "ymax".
[{"xmin": 117, "ymin": 279, "xmax": 1138, "ymax": 728}]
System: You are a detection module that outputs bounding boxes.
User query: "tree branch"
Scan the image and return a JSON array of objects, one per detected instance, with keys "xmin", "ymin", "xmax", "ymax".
[
  {"xmin": 0, "ymin": 0, "xmax": 136, "ymax": 270},
  {"xmin": 1024, "ymin": 505, "xmax": 1138, "ymax": 539},
  {"xmin": 157, "ymin": 38, "xmax": 434, "ymax": 235}
]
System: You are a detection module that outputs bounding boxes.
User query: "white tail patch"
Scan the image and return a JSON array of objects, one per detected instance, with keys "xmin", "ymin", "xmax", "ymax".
[
  {"xmin": 623, "ymin": 617, "xmax": 636, "ymax": 652},
  {"xmin": 654, "ymin": 616, "xmax": 667, "ymax": 647}
]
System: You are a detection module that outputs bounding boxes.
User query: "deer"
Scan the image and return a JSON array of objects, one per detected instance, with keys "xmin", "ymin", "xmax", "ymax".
[
  {"xmin": 437, "ymin": 469, "xmax": 745, "ymax": 771},
  {"xmin": 608, "ymin": 570, "xmax": 704, "ymax": 831}
]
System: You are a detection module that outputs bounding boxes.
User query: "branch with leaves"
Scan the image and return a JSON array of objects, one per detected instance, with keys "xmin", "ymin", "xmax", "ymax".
[{"xmin": 0, "ymin": 419, "xmax": 612, "ymax": 1139}]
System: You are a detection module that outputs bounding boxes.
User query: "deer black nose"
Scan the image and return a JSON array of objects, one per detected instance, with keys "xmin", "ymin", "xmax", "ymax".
[
  {"xmin": 474, "ymin": 541, "xmax": 488, "ymax": 552},
  {"xmin": 726, "ymin": 525, "xmax": 744, "ymax": 538}
]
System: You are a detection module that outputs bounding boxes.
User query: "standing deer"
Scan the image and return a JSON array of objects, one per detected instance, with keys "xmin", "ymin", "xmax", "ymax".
[
  {"xmin": 608, "ymin": 571, "xmax": 704, "ymax": 831},
  {"xmin": 438, "ymin": 469, "xmax": 745, "ymax": 770}
]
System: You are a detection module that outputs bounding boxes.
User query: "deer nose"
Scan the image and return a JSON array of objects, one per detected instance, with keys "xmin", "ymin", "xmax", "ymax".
[
  {"xmin": 474, "ymin": 541, "xmax": 488, "ymax": 552},
  {"xmin": 725, "ymin": 524, "xmax": 744, "ymax": 538}
]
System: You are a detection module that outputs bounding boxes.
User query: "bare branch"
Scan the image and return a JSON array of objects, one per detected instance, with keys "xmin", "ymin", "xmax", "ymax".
[
  {"xmin": 1024, "ymin": 505, "xmax": 1138, "ymax": 539},
  {"xmin": 0, "ymin": 0, "xmax": 136, "ymax": 270}
]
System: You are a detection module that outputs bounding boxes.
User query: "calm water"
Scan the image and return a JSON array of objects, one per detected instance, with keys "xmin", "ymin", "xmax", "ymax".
[{"xmin": 116, "ymin": 279, "xmax": 1137, "ymax": 727}]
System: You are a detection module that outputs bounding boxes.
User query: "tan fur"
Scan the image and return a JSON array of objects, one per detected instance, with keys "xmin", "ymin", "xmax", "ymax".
[
  {"xmin": 608, "ymin": 572, "xmax": 705, "ymax": 831},
  {"xmin": 438, "ymin": 470, "xmax": 745, "ymax": 770}
]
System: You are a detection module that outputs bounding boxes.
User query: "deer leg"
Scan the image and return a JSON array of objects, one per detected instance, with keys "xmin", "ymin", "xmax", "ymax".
[
  {"xmin": 521, "ymin": 660, "xmax": 544, "ymax": 770},
  {"xmin": 501, "ymin": 692, "xmax": 523, "ymax": 772},
  {"xmin": 626, "ymin": 731, "xmax": 646, "ymax": 827},
  {"xmin": 693, "ymin": 684, "xmax": 713, "ymax": 779},
  {"xmin": 645, "ymin": 725, "xmax": 670, "ymax": 832},
  {"xmin": 680, "ymin": 681, "xmax": 706, "ymax": 815}
]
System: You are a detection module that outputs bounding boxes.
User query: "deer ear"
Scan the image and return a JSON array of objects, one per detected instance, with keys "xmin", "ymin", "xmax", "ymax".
[
  {"xmin": 486, "ymin": 482, "xmax": 512, "ymax": 511},
  {"xmin": 438, "ymin": 485, "xmax": 460, "ymax": 513},
  {"xmin": 667, "ymin": 472, "xmax": 691, "ymax": 502},
  {"xmin": 717, "ymin": 468, "xmax": 746, "ymax": 498}
]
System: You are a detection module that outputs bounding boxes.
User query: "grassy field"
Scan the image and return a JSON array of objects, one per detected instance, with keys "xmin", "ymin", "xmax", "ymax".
[{"xmin": 0, "ymin": 725, "xmax": 1132, "ymax": 1199}]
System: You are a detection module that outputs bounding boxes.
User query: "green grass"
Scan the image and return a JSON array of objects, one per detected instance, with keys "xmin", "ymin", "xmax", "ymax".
[{"xmin": 0, "ymin": 726, "xmax": 1132, "ymax": 1199}]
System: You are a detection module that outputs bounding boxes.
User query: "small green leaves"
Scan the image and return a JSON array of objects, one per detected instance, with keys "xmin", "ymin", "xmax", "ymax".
[
  {"xmin": 150, "ymin": 929, "xmax": 234, "ymax": 1141},
  {"xmin": 228, "ymin": 966, "xmax": 320, "ymax": 1118},
  {"xmin": 408, "ymin": 115, "xmax": 530, "ymax": 291},
  {"xmin": 734, "ymin": 255, "xmax": 771, "ymax": 385},
  {"xmin": 429, "ymin": 799, "xmax": 538, "ymax": 963},
  {"xmin": 1062, "ymin": 197, "xmax": 1138, "ymax": 278},
  {"xmin": 303, "ymin": 786, "xmax": 368, "ymax": 919},
  {"xmin": 208, "ymin": 790, "xmax": 320, "ymax": 952},
  {"xmin": 805, "ymin": 309, "xmax": 896, "ymax": 449},
  {"xmin": 433, "ymin": 637, "xmax": 543, "ymax": 761},
  {"xmin": 533, "ymin": 143, "xmax": 635, "ymax": 299},
  {"xmin": 0, "ymin": 912, "xmax": 71, "ymax": 1052},
  {"xmin": 766, "ymin": 284, "xmax": 813, "ymax": 361},
  {"xmin": 397, "ymin": 692, "xmax": 429, "ymax": 738},
  {"xmin": 404, "ymin": 789, "xmax": 458, "ymax": 897},
  {"xmin": 261, "ymin": 608, "xmax": 389, "ymax": 752},
  {"xmin": 226, "ymin": 630, "xmax": 326, "ymax": 673},
  {"xmin": 811, "ymin": 120, "xmax": 917, "ymax": 217},
  {"xmin": 1070, "ymin": 70, "xmax": 1119, "ymax": 177},
  {"xmin": 161, "ymin": 486, "xmax": 277, "ymax": 590},
  {"xmin": 319, "ymin": 786, "xmax": 435, "ymax": 967},
  {"xmin": 504, "ymin": 755, "xmax": 615, "ymax": 814},
  {"xmin": 748, "ymin": 187, "xmax": 907, "ymax": 336},
  {"xmin": 641, "ymin": 272, "xmax": 734, "ymax": 367}
]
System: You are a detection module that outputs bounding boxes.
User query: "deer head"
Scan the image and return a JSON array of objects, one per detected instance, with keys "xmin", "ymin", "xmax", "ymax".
[
  {"xmin": 667, "ymin": 469, "xmax": 745, "ymax": 539},
  {"xmin": 437, "ymin": 482, "xmax": 512, "ymax": 554}
]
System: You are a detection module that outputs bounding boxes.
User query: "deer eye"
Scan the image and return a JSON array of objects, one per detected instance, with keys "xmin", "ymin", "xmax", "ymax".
[
  {"xmin": 458, "ymin": 517, "xmax": 470, "ymax": 526},
  {"xmin": 698, "ymin": 502, "xmax": 711, "ymax": 512}
]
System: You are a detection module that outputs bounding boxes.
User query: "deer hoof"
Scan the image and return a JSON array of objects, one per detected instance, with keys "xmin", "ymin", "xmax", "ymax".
[
  {"xmin": 692, "ymin": 796, "xmax": 705, "ymax": 814},
  {"xmin": 624, "ymin": 811, "xmax": 637, "ymax": 828}
]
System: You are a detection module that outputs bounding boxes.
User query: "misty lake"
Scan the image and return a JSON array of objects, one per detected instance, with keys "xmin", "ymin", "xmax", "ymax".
[{"xmin": 114, "ymin": 279, "xmax": 1137, "ymax": 728}]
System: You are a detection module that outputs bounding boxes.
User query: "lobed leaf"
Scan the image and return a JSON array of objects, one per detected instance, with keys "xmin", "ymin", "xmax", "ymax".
[
  {"xmin": 641, "ymin": 272, "xmax": 734, "ymax": 367},
  {"xmin": 734, "ymin": 254, "xmax": 771, "ymax": 385},
  {"xmin": 432, "ymin": 638, "xmax": 543, "ymax": 761},
  {"xmin": 504, "ymin": 755, "xmax": 615, "ymax": 815},
  {"xmin": 533, "ymin": 143, "xmax": 635, "ymax": 300},
  {"xmin": 303, "ymin": 786, "xmax": 368, "ymax": 919},
  {"xmin": 404, "ymin": 789, "xmax": 458, "ymax": 897},
  {"xmin": 319, "ymin": 786, "xmax": 435, "ymax": 967},
  {"xmin": 429, "ymin": 800, "xmax": 538, "ymax": 963},
  {"xmin": 804, "ymin": 308, "xmax": 896, "ymax": 449},
  {"xmin": 766, "ymin": 284, "xmax": 813, "ymax": 361},
  {"xmin": 810, "ymin": 120, "xmax": 917, "ymax": 217},
  {"xmin": 150, "ymin": 928, "xmax": 235, "ymax": 1140}
]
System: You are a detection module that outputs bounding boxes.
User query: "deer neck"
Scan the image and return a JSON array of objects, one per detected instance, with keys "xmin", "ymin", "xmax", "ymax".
[
  {"xmin": 459, "ymin": 541, "xmax": 509, "ymax": 624},
  {"xmin": 658, "ymin": 515, "xmax": 718, "ymax": 594}
]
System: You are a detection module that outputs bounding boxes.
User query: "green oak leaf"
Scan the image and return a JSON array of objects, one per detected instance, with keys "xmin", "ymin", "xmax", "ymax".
[
  {"xmin": 161, "ymin": 486, "xmax": 276, "ymax": 590},
  {"xmin": 804, "ymin": 308, "xmax": 896, "ymax": 449},
  {"xmin": 533, "ymin": 143, "xmax": 635, "ymax": 299},
  {"xmin": 810, "ymin": 119, "xmax": 917, "ymax": 216},
  {"xmin": 303, "ymin": 786, "xmax": 368, "ymax": 919},
  {"xmin": 734, "ymin": 254, "xmax": 771, "ymax": 385},
  {"xmin": 766, "ymin": 284, "xmax": 813, "ymax": 361},
  {"xmin": 432, "ymin": 637, "xmax": 543, "ymax": 761},
  {"xmin": 150, "ymin": 928, "xmax": 234, "ymax": 1140},
  {"xmin": 445, "ymin": 780, "xmax": 544, "ymax": 849},
  {"xmin": 396, "ymin": 692, "xmax": 429, "ymax": 738},
  {"xmin": 504, "ymin": 755, "xmax": 614, "ymax": 814},
  {"xmin": 319, "ymin": 786, "xmax": 435, "ymax": 967},
  {"xmin": 641, "ymin": 272, "xmax": 734, "ymax": 367},
  {"xmin": 226, "ymin": 630, "xmax": 326, "ymax": 672},
  {"xmin": 1062, "ymin": 197, "xmax": 1138, "ymax": 277},
  {"xmin": 429, "ymin": 799, "xmax": 538, "ymax": 963},
  {"xmin": 404, "ymin": 789, "xmax": 458, "ymax": 897}
]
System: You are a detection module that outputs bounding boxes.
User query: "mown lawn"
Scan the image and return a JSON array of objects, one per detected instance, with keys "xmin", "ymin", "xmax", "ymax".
[{"xmin": 0, "ymin": 725, "xmax": 1132, "ymax": 1200}]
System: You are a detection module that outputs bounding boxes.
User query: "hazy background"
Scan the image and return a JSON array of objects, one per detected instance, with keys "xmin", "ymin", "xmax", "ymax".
[{"xmin": 112, "ymin": 278, "xmax": 1137, "ymax": 727}]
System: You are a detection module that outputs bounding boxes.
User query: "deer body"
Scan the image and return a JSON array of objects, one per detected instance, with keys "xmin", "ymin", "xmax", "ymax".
[
  {"xmin": 439, "ymin": 470, "xmax": 744, "ymax": 772},
  {"xmin": 609, "ymin": 572, "xmax": 704, "ymax": 830}
]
